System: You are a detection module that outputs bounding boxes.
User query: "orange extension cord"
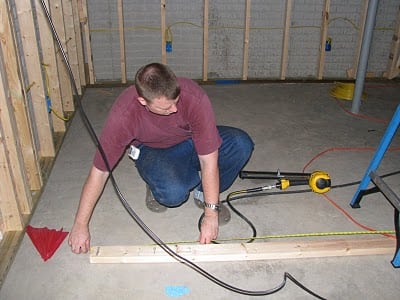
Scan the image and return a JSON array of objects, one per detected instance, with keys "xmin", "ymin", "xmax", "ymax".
[{"xmin": 302, "ymin": 99, "xmax": 400, "ymax": 239}]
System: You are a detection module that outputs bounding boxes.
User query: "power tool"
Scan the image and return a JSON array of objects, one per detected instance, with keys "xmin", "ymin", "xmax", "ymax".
[{"xmin": 239, "ymin": 170, "xmax": 331, "ymax": 194}]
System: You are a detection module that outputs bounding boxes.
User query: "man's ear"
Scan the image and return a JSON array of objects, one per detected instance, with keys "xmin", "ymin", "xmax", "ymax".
[{"xmin": 137, "ymin": 97, "xmax": 147, "ymax": 106}]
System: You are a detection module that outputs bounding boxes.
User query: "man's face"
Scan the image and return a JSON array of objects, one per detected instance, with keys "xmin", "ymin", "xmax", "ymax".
[{"xmin": 139, "ymin": 96, "xmax": 179, "ymax": 116}]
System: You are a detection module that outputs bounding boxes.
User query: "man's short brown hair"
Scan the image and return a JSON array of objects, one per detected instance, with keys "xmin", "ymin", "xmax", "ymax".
[{"xmin": 135, "ymin": 63, "xmax": 180, "ymax": 102}]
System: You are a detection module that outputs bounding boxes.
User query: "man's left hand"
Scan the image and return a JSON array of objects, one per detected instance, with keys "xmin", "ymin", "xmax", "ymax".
[{"xmin": 199, "ymin": 214, "xmax": 219, "ymax": 244}]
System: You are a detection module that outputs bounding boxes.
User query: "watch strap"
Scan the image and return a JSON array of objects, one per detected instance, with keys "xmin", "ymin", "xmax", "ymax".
[{"xmin": 204, "ymin": 202, "xmax": 220, "ymax": 212}]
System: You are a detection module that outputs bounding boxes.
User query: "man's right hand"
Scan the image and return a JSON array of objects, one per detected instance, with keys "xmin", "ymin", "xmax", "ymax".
[
  {"xmin": 68, "ymin": 166, "xmax": 109, "ymax": 254},
  {"xmin": 68, "ymin": 223, "xmax": 91, "ymax": 254}
]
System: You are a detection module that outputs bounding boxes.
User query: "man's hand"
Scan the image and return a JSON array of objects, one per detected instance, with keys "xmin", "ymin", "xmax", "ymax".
[
  {"xmin": 199, "ymin": 214, "xmax": 219, "ymax": 244},
  {"xmin": 68, "ymin": 223, "xmax": 91, "ymax": 254},
  {"xmin": 68, "ymin": 166, "xmax": 108, "ymax": 254}
]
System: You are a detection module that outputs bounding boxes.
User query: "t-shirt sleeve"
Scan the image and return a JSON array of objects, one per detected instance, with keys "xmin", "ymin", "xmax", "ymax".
[
  {"xmin": 188, "ymin": 90, "xmax": 222, "ymax": 155},
  {"xmin": 93, "ymin": 103, "xmax": 133, "ymax": 171}
]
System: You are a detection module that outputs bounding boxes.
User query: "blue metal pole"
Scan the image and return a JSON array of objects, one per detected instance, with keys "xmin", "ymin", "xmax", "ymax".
[
  {"xmin": 351, "ymin": 0, "xmax": 379, "ymax": 114},
  {"xmin": 350, "ymin": 105, "xmax": 400, "ymax": 207}
]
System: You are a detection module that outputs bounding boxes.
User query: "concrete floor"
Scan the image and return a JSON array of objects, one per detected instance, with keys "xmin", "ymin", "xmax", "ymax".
[{"xmin": 1, "ymin": 82, "xmax": 400, "ymax": 299}]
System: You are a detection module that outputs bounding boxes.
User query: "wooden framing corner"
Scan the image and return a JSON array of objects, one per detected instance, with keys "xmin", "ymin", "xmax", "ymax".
[
  {"xmin": 385, "ymin": 5, "xmax": 400, "ymax": 79},
  {"xmin": 90, "ymin": 238, "xmax": 395, "ymax": 264},
  {"xmin": 0, "ymin": 0, "xmax": 86, "ymax": 288}
]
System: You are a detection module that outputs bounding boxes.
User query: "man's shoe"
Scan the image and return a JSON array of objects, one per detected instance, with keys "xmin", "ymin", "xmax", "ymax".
[
  {"xmin": 194, "ymin": 189, "xmax": 205, "ymax": 209},
  {"xmin": 193, "ymin": 189, "xmax": 231, "ymax": 225},
  {"xmin": 217, "ymin": 203, "xmax": 231, "ymax": 225},
  {"xmin": 145, "ymin": 185, "xmax": 167, "ymax": 213}
]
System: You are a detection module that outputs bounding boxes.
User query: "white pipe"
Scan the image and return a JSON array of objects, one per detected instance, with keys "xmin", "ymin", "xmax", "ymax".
[{"xmin": 351, "ymin": 0, "xmax": 379, "ymax": 114}]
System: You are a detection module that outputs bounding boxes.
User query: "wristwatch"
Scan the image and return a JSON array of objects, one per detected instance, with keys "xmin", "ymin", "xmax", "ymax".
[{"xmin": 204, "ymin": 202, "xmax": 220, "ymax": 212}]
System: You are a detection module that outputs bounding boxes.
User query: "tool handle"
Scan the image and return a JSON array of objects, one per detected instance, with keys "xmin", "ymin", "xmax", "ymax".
[
  {"xmin": 285, "ymin": 179, "xmax": 309, "ymax": 186},
  {"xmin": 239, "ymin": 170, "xmax": 310, "ymax": 180}
]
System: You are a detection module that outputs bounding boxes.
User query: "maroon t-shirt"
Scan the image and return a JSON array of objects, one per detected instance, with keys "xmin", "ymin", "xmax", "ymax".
[{"xmin": 93, "ymin": 78, "xmax": 222, "ymax": 171}]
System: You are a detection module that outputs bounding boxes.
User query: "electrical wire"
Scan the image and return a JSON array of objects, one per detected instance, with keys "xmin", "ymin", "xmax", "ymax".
[
  {"xmin": 322, "ymin": 193, "xmax": 395, "ymax": 239},
  {"xmin": 333, "ymin": 97, "xmax": 390, "ymax": 124},
  {"xmin": 330, "ymin": 82, "xmax": 367, "ymax": 101},
  {"xmin": 302, "ymin": 146, "xmax": 399, "ymax": 239},
  {"xmin": 39, "ymin": 1, "xmax": 326, "ymax": 298},
  {"xmin": 199, "ymin": 168, "xmax": 399, "ymax": 244},
  {"xmin": 302, "ymin": 147, "xmax": 400, "ymax": 173},
  {"xmin": 198, "ymin": 188, "xmax": 261, "ymax": 244},
  {"xmin": 89, "ymin": 16, "xmax": 394, "ymax": 35},
  {"xmin": 226, "ymin": 193, "xmax": 257, "ymax": 243},
  {"xmin": 42, "ymin": 63, "xmax": 70, "ymax": 121}
]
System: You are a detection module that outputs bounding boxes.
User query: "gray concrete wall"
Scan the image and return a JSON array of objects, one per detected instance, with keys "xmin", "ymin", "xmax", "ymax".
[
  {"xmin": 287, "ymin": 0, "xmax": 324, "ymax": 79},
  {"xmin": 87, "ymin": 0, "xmax": 399, "ymax": 82},
  {"xmin": 324, "ymin": 0, "xmax": 364, "ymax": 78}
]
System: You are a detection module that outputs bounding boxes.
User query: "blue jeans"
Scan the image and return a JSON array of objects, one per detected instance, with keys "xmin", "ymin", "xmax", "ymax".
[{"xmin": 135, "ymin": 126, "xmax": 254, "ymax": 207}]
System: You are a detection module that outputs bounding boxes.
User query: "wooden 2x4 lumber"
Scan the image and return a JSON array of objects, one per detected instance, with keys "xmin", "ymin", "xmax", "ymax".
[
  {"xmin": 90, "ymin": 238, "xmax": 395, "ymax": 264},
  {"xmin": 385, "ymin": 5, "xmax": 400, "ymax": 79},
  {"xmin": 242, "ymin": 0, "xmax": 251, "ymax": 80},
  {"xmin": 50, "ymin": 0, "xmax": 74, "ymax": 113},
  {"xmin": 317, "ymin": 0, "xmax": 330, "ymax": 79},
  {"xmin": 0, "ymin": 139, "xmax": 23, "ymax": 231},
  {"xmin": 349, "ymin": 0, "xmax": 369, "ymax": 79},
  {"xmin": 63, "ymin": 0, "xmax": 82, "ymax": 95},
  {"xmin": 0, "ymin": 59, "xmax": 24, "ymax": 231},
  {"xmin": 280, "ymin": 0, "xmax": 292, "ymax": 80},
  {"xmin": 35, "ymin": 0, "xmax": 66, "ymax": 133},
  {"xmin": 0, "ymin": 231, "xmax": 24, "ymax": 289},
  {"xmin": 77, "ymin": 0, "xmax": 95, "ymax": 84},
  {"xmin": 161, "ymin": 0, "xmax": 167, "ymax": 65},
  {"xmin": 202, "ymin": 0, "xmax": 209, "ymax": 81},
  {"xmin": 71, "ymin": 0, "xmax": 86, "ymax": 89},
  {"xmin": 0, "ymin": 0, "xmax": 42, "ymax": 191},
  {"xmin": 118, "ymin": 0, "xmax": 127, "ymax": 84},
  {"xmin": 0, "ymin": 46, "xmax": 32, "ymax": 215},
  {"xmin": 14, "ymin": 0, "xmax": 55, "ymax": 158}
]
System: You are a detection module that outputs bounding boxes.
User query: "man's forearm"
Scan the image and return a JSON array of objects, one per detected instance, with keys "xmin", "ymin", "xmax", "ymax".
[
  {"xmin": 198, "ymin": 150, "xmax": 220, "ymax": 244},
  {"xmin": 198, "ymin": 151, "xmax": 220, "ymax": 216},
  {"xmin": 74, "ymin": 166, "xmax": 109, "ymax": 225}
]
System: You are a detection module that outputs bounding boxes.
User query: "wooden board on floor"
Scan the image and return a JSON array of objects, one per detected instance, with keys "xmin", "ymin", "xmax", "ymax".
[{"xmin": 90, "ymin": 238, "xmax": 396, "ymax": 264}]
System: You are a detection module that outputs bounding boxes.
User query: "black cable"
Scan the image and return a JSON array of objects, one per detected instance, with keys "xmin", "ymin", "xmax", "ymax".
[
  {"xmin": 39, "ymin": 1, "xmax": 326, "ymax": 298},
  {"xmin": 330, "ymin": 170, "xmax": 400, "ymax": 190},
  {"xmin": 198, "ymin": 190, "xmax": 258, "ymax": 244},
  {"xmin": 212, "ymin": 170, "xmax": 400, "ymax": 242},
  {"xmin": 197, "ymin": 187, "xmax": 309, "ymax": 243},
  {"xmin": 226, "ymin": 197, "xmax": 257, "ymax": 243},
  {"xmin": 223, "ymin": 169, "xmax": 400, "ymax": 206}
]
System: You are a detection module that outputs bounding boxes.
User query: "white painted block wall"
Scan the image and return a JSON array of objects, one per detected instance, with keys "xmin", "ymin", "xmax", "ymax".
[{"xmin": 87, "ymin": 0, "xmax": 398, "ymax": 82}]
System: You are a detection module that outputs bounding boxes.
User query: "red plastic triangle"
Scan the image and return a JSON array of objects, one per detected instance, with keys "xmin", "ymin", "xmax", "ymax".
[{"xmin": 26, "ymin": 225, "xmax": 69, "ymax": 261}]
